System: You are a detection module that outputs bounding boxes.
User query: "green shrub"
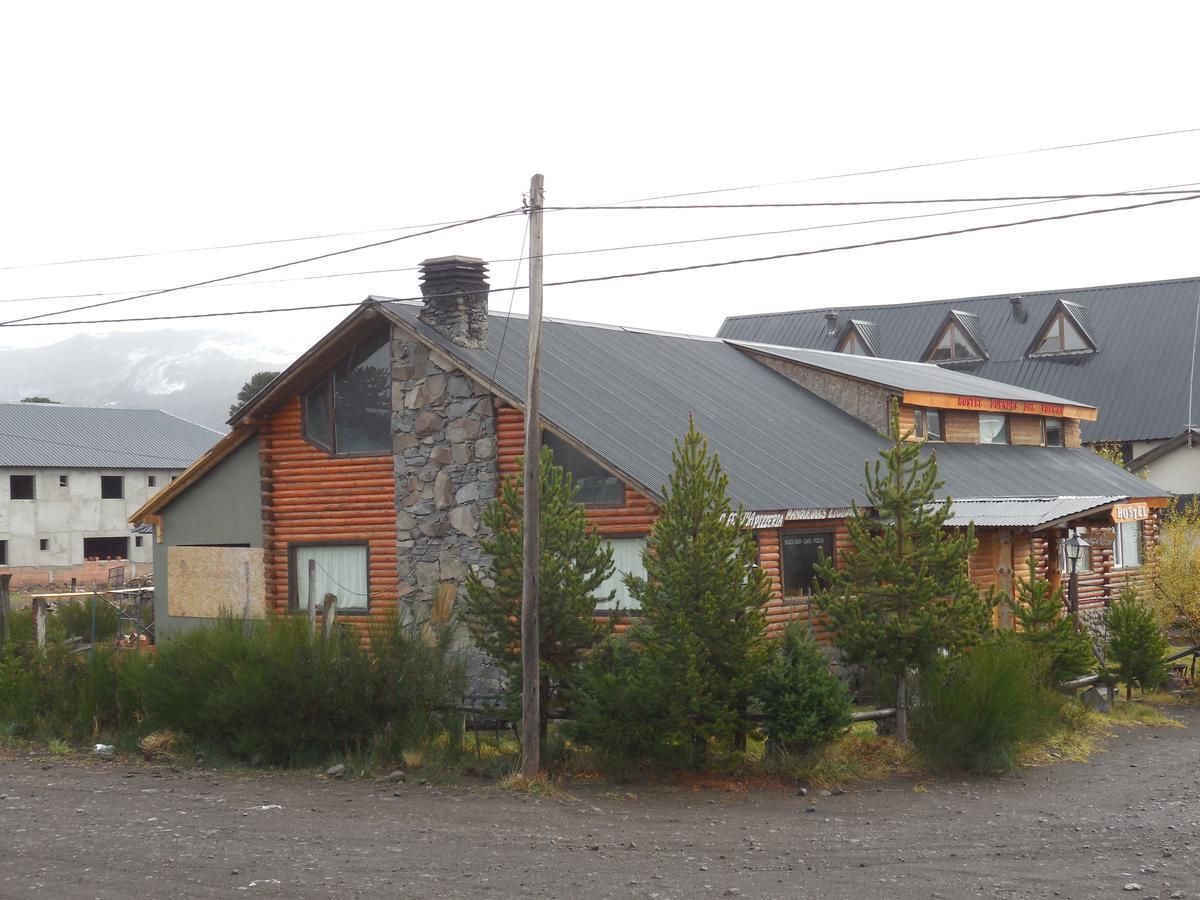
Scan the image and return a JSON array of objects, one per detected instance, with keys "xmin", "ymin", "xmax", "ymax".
[
  {"xmin": 568, "ymin": 632, "xmax": 675, "ymax": 768},
  {"xmin": 754, "ymin": 624, "xmax": 851, "ymax": 755},
  {"xmin": 912, "ymin": 637, "xmax": 1063, "ymax": 774},
  {"xmin": 1107, "ymin": 589, "xmax": 1169, "ymax": 699},
  {"xmin": 141, "ymin": 614, "xmax": 468, "ymax": 766},
  {"xmin": 53, "ymin": 599, "xmax": 119, "ymax": 642},
  {"xmin": 1011, "ymin": 559, "xmax": 1095, "ymax": 684}
]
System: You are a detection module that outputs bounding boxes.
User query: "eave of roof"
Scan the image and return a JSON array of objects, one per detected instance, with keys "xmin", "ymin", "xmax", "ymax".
[{"xmin": 130, "ymin": 425, "xmax": 257, "ymax": 523}]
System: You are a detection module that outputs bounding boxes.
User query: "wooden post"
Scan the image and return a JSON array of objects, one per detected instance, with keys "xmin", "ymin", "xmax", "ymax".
[
  {"xmin": 321, "ymin": 594, "xmax": 338, "ymax": 640},
  {"xmin": 0, "ymin": 573, "xmax": 11, "ymax": 651},
  {"xmin": 520, "ymin": 172, "xmax": 545, "ymax": 778},
  {"xmin": 241, "ymin": 560, "xmax": 253, "ymax": 635},
  {"xmin": 33, "ymin": 598, "xmax": 47, "ymax": 650},
  {"xmin": 306, "ymin": 558, "xmax": 317, "ymax": 637}
]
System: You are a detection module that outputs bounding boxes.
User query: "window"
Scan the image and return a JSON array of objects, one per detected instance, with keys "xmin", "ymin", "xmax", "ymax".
[
  {"xmin": 0, "ymin": 541, "xmax": 6, "ymax": 565},
  {"xmin": 83, "ymin": 536, "xmax": 128, "ymax": 559},
  {"xmin": 979, "ymin": 413, "xmax": 1009, "ymax": 445},
  {"xmin": 302, "ymin": 331, "xmax": 391, "ymax": 455},
  {"xmin": 1058, "ymin": 528, "xmax": 1092, "ymax": 574},
  {"xmin": 1033, "ymin": 312, "xmax": 1090, "ymax": 355},
  {"xmin": 9, "ymin": 474, "xmax": 35, "ymax": 500},
  {"xmin": 928, "ymin": 322, "xmax": 979, "ymax": 362},
  {"xmin": 291, "ymin": 543, "xmax": 369, "ymax": 613},
  {"xmin": 58, "ymin": 474, "xmax": 69, "ymax": 488},
  {"xmin": 543, "ymin": 431, "xmax": 625, "ymax": 506},
  {"xmin": 1114, "ymin": 521, "xmax": 1142, "ymax": 569},
  {"xmin": 148, "ymin": 475, "xmax": 157, "ymax": 488},
  {"xmin": 39, "ymin": 538, "xmax": 49, "ymax": 552},
  {"xmin": 170, "ymin": 475, "xmax": 177, "ymax": 482},
  {"xmin": 838, "ymin": 331, "xmax": 868, "ymax": 356},
  {"xmin": 134, "ymin": 535, "xmax": 144, "ymax": 548},
  {"xmin": 594, "ymin": 537, "xmax": 648, "ymax": 610},
  {"xmin": 1043, "ymin": 417, "xmax": 1064, "ymax": 447},
  {"xmin": 912, "ymin": 408, "xmax": 943, "ymax": 442},
  {"xmin": 100, "ymin": 475, "xmax": 124, "ymax": 499},
  {"xmin": 782, "ymin": 531, "xmax": 835, "ymax": 597}
]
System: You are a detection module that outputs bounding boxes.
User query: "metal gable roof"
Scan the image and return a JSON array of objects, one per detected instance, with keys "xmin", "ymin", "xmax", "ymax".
[
  {"xmin": 0, "ymin": 403, "xmax": 221, "ymax": 469},
  {"xmin": 940, "ymin": 495, "xmax": 1125, "ymax": 528},
  {"xmin": 380, "ymin": 301, "xmax": 1161, "ymax": 512},
  {"xmin": 718, "ymin": 275, "xmax": 1200, "ymax": 442},
  {"xmin": 728, "ymin": 341, "xmax": 1088, "ymax": 407}
]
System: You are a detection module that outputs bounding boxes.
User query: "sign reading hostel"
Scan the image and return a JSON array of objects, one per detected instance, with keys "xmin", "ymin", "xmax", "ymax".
[{"xmin": 1111, "ymin": 502, "xmax": 1150, "ymax": 523}]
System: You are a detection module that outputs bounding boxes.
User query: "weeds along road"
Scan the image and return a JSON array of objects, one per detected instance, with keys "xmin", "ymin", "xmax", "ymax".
[{"xmin": 0, "ymin": 707, "xmax": 1197, "ymax": 900}]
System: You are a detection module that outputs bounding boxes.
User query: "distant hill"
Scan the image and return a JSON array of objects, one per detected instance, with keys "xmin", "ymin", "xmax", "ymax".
[{"xmin": 0, "ymin": 330, "xmax": 292, "ymax": 432}]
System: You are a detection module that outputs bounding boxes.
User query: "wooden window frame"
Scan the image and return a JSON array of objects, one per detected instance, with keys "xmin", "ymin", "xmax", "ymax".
[
  {"xmin": 1042, "ymin": 417, "xmax": 1065, "ymax": 447},
  {"xmin": 913, "ymin": 408, "xmax": 944, "ymax": 442},
  {"xmin": 927, "ymin": 321, "xmax": 982, "ymax": 363},
  {"xmin": 287, "ymin": 541, "xmax": 373, "ymax": 615},
  {"xmin": 300, "ymin": 330, "xmax": 392, "ymax": 459},
  {"xmin": 780, "ymin": 528, "xmax": 837, "ymax": 599},
  {"xmin": 979, "ymin": 413, "xmax": 1010, "ymax": 445},
  {"xmin": 592, "ymin": 532, "xmax": 652, "ymax": 616},
  {"xmin": 1031, "ymin": 312, "xmax": 1093, "ymax": 357}
]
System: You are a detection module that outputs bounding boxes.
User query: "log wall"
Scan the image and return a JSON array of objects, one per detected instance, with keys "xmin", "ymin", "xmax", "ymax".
[{"xmin": 258, "ymin": 397, "xmax": 398, "ymax": 640}]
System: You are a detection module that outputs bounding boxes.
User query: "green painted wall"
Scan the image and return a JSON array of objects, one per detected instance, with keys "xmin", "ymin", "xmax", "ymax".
[{"xmin": 153, "ymin": 435, "xmax": 263, "ymax": 638}]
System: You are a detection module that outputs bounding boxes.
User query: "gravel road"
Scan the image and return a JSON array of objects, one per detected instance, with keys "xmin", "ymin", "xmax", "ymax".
[{"xmin": 1, "ymin": 707, "xmax": 1196, "ymax": 899}]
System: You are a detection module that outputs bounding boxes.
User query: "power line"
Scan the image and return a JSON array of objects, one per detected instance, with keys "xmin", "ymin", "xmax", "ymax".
[
  {"xmin": 0, "ymin": 209, "xmax": 522, "ymax": 327},
  {"xmin": 0, "ymin": 213, "xmax": 525, "ymax": 273},
  {"xmin": 597, "ymin": 126, "xmax": 1200, "ymax": 204},
  {"xmin": 4, "ymin": 190, "xmax": 1197, "ymax": 329},
  {"xmin": 548, "ymin": 189, "xmax": 1200, "ymax": 213},
  {"xmin": 9, "ymin": 181, "xmax": 1200, "ymax": 307}
]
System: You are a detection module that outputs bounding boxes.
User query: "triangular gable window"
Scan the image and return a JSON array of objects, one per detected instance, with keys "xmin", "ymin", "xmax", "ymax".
[
  {"xmin": 926, "ymin": 319, "xmax": 983, "ymax": 362},
  {"xmin": 1030, "ymin": 306, "xmax": 1095, "ymax": 356},
  {"xmin": 836, "ymin": 319, "xmax": 879, "ymax": 356}
]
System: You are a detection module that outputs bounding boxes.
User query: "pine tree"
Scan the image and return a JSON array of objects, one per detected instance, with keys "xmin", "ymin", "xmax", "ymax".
[
  {"xmin": 464, "ymin": 447, "xmax": 614, "ymax": 741},
  {"xmin": 627, "ymin": 417, "xmax": 771, "ymax": 762},
  {"xmin": 1011, "ymin": 558, "xmax": 1094, "ymax": 684},
  {"xmin": 813, "ymin": 403, "xmax": 993, "ymax": 744},
  {"xmin": 755, "ymin": 623, "xmax": 852, "ymax": 755},
  {"xmin": 1107, "ymin": 588, "xmax": 1170, "ymax": 699}
]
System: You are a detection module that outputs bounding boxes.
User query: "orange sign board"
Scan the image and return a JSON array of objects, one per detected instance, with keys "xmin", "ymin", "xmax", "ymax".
[
  {"xmin": 1111, "ymin": 502, "xmax": 1150, "ymax": 523},
  {"xmin": 901, "ymin": 390, "xmax": 1099, "ymax": 421}
]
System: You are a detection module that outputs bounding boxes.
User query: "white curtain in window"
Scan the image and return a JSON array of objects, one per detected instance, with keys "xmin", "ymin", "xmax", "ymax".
[
  {"xmin": 595, "ymin": 538, "xmax": 648, "ymax": 611},
  {"xmin": 294, "ymin": 544, "xmax": 369, "ymax": 611},
  {"xmin": 1115, "ymin": 522, "xmax": 1141, "ymax": 568},
  {"xmin": 979, "ymin": 414, "xmax": 1008, "ymax": 444}
]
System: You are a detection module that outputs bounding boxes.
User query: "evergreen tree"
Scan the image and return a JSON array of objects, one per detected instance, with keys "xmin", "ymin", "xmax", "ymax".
[
  {"xmin": 755, "ymin": 623, "xmax": 852, "ymax": 755},
  {"xmin": 1011, "ymin": 558, "xmax": 1095, "ymax": 684},
  {"xmin": 1107, "ymin": 588, "xmax": 1169, "ymax": 699},
  {"xmin": 627, "ymin": 417, "xmax": 770, "ymax": 762},
  {"xmin": 464, "ymin": 447, "xmax": 614, "ymax": 742},
  {"xmin": 813, "ymin": 404, "xmax": 993, "ymax": 744},
  {"xmin": 230, "ymin": 371, "xmax": 281, "ymax": 418}
]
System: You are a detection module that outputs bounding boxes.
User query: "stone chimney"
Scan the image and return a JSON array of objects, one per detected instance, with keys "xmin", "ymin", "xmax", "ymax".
[
  {"xmin": 418, "ymin": 256, "xmax": 489, "ymax": 348},
  {"xmin": 1009, "ymin": 296, "xmax": 1027, "ymax": 323}
]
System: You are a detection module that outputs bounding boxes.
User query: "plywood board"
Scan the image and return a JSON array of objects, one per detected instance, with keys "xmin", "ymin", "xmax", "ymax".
[{"xmin": 167, "ymin": 546, "xmax": 266, "ymax": 619}]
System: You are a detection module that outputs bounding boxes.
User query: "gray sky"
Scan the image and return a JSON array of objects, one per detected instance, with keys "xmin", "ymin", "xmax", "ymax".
[{"xmin": 3, "ymin": 2, "xmax": 1199, "ymax": 355}]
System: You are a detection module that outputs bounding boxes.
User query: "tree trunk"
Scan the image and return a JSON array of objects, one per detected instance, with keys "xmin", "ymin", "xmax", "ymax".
[
  {"xmin": 539, "ymin": 675, "xmax": 551, "ymax": 747},
  {"xmin": 895, "ymin": 673, "xmax": 909, "ymax": 745}
]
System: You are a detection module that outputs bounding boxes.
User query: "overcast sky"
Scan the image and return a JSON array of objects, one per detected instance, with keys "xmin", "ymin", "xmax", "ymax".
[{"xmin": 3, "ymin": 2, "xmax": 1199, "ymax": 357}]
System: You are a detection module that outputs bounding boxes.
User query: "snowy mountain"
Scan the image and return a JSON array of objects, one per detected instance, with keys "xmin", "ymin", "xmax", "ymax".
[{"xmin": 0, "ymin": 330, "xmax": 293, "ymax": 432}]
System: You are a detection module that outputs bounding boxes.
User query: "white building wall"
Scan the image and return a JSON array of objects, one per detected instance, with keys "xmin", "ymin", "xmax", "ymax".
[
  {"xmin": 0, "ymin": 467, "xmax": 181, "ymax": 567},
  {"xmin": 1129, "ymin": 440, "xmax": 1200, "ymax": 495}
]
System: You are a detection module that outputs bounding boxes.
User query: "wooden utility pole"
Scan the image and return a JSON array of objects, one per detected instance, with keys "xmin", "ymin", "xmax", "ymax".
[{"xmin": 520, "ymin": 173, "xmax": 545, "ymax": 777}]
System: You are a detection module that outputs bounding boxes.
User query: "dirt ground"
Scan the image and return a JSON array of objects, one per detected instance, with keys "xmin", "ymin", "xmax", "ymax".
[{"xmin": 0, "ymin": 708, "xmax": 1196, "ymax": 900}]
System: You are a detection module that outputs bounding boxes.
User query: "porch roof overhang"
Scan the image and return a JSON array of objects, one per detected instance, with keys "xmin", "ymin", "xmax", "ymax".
[{"xmin": 940, "ymin": 495, "xmax": 1133, "ymax": 530}]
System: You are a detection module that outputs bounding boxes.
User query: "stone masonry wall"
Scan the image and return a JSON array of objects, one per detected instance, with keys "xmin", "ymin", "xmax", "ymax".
[{"xmin": 390, "ymin": 328, "xmax": 498, "ymax": 618}]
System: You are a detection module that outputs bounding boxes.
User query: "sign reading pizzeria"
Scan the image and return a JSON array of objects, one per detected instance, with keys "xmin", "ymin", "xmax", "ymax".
[{"xmin": 1111, "ymin": 502, "xmax": 1150, "ymax": 523}]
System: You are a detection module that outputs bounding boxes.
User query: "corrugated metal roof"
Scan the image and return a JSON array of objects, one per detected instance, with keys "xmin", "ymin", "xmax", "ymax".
[
  {"xmin": 940, "ymin": 495, "xmax": 1124, "ymax": 528},
  {"xmin": 717, "ymin": 275, "xmax": 1200, "ymax": 442},
  {"xmin": 728, "ymin": 342, "xmax": 1087, "ymax": 406},
  {"xmin": 0, "ymin": 403, "xmax": 220, "ymax": 469},
  {"xmin": 380, "ymin": 301, "xmax": 1160, "ymax": 512}
]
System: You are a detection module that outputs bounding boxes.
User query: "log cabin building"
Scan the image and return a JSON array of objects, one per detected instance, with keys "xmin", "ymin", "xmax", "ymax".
[{"xmin": 133, "ymin": 257, "xmax": 1167, "ymax": 642}]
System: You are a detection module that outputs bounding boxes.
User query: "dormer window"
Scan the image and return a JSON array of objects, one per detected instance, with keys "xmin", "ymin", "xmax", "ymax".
[
  {"xmin": 928, "ymin": 321, "xmax": 980, "ymax": 362},
  {"xmin": 1029, "ymin": 300, "xmax": 1096, "ymax": 357},
  {"xmin": 836, "ymin": 319, "xmax": 879, "ymax": 357},
  {"xmin": 923, "ymin": 310, "xmax": 986, "ymax": 364}
]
